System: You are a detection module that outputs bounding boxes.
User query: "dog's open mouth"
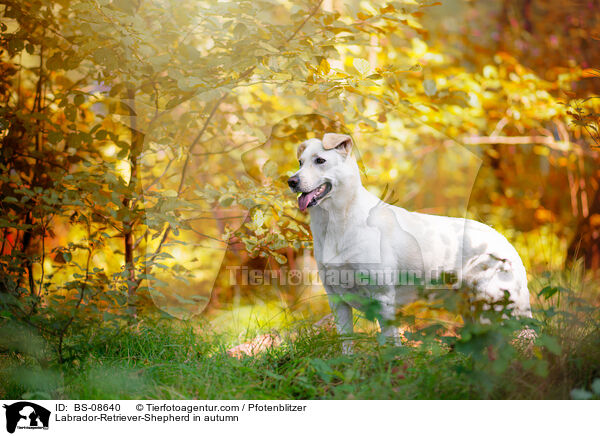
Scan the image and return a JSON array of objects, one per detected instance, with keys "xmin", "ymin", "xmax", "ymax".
[{"xmin": 298, "ymin": 182, "xmax": 331, "ymax": 212}]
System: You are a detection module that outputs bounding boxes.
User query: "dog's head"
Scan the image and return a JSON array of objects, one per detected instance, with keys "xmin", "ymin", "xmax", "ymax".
[{"xmin": 288, "ymin": 133, "xmax": 357, "ymax": 212}]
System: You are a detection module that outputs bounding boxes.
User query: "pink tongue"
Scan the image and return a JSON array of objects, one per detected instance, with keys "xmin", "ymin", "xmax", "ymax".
[{"xmin": 298, "ymin": 190, "xmax": 318, "ymax": 212}]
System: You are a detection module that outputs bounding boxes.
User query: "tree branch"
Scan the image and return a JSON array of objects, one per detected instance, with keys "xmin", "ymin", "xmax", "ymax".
[
  {"xmin": 135, "ymin": 95, "xmax": 227, "ymax": 289},
  {"xmin": 285, "ymin": 0, "xmax": 325, "ymax": 43}
]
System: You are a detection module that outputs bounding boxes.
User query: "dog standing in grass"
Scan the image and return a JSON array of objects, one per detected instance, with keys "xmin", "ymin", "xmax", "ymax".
[{"xmin": 287, "ymin": 133, "xmax": 532, "ymax": 350}]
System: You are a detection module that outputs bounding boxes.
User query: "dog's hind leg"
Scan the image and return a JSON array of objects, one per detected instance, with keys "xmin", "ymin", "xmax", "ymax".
[
  {"xmin": 463, "ymin": 252, "xmax": 532, "ymax": 318},
  {"xmin": 327, "ymin": 293, "xmax": 354, "ymax": 354}
]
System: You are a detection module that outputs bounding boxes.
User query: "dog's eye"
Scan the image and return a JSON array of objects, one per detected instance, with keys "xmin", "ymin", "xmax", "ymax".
[
  {"xmin": 315, "ymin": 157, "xmax": 326, "ymax": 164},
  {"xmin": 298, "ymin": 160, "xmax": 303, "ymax": 167}
]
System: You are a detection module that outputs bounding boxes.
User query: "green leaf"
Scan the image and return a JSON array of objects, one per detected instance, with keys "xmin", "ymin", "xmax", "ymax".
[
  {"xmin": 93, "ymin": 47, "xmax": 118, "ymax": 70},
  {"xmin": 537, "ymin": 286, "xmax": 567, "ymax": 300},
  {"xmin": 47, "ymin": 131, "xmax": 63, "ymax": 144},
  {"xmin": 65, "ymin": 106, "xmax": 77, "ymax": 122},
  {"xmin": 219, "ymin": 195, "xmax": 235, "ymax": 207},
  {"xmin": 46, "ymin": 53, "xmax": 63, "ymax": 70},
  {"xmin": 538, "ymin": 335, "xmax": 561, "ymax": 355},
  {"xmin": 8, "ymin": 38, "xmax": 24, "ymax": 52},
  {"xmin": 258, "ymin": 41, "xmax": 279, "ymax": 53},
  {"xmin": 310, "ymin": 358, "xmax": 333, "ymax": 383},
  {"xmin": 95, "ymin": 129, "xmax": 108, "ymax": 140}
]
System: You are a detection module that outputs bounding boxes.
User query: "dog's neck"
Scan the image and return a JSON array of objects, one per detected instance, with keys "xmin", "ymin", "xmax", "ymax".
[{"xmin": 309, "ymin": 157, "xmax": 378, "ymax": 232}]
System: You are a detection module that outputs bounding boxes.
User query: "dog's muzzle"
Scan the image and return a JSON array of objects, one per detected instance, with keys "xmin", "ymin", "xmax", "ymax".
[
  {"xmin": 288, "ymin": 175, "xmax": 300, "ymax": 191},
  {"xmin": 294, "ymin": 182, "xmax": 332, "ymax": 212}
]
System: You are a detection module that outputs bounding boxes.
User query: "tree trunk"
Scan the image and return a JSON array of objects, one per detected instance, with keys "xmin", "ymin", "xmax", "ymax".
[{"xmin": 124, "ymin": 88, "xmax": 144, "ymax": 301}]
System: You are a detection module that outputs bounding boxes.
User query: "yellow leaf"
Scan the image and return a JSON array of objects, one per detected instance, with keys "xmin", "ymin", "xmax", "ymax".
[
  {"xmin": 486, "ymin": 148, "xmax": 499, "ymax": 158},
  {"xmin": 582, "ymin": 68, "xmax": 600, "ymax": 78},
  {"xmin": 344, "ymin": 85, "xmax": 362, "ymax": 95},
  {"xmin": 534, "ymin": 208, "xmax": 554, "ymax": 223},
  {"xmin": 353, "ymin": 58, "xmax": 370, "ymax": 76},
  {"xmin": 590, "ymin": 214, "xmax": 600, "ymax": 227},
  {"xmin": 319, "ymin": 58, "xmax": 330, "ymax": 75},
  {"xmin": 252, "ymin": 209, "xmax": 265, "ymax": 228}
]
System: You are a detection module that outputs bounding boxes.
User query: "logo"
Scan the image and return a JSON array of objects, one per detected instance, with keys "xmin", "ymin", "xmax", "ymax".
[{"xmin": 2, "ymin": 402, "xmax": 50, "ymax": 434}]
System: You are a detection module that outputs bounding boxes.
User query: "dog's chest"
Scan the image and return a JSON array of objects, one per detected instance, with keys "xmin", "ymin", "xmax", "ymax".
[
  {"xmin": 310, "ymin": 219, "xmax": 394, "ymax": 304},
  {"xmin": 311, "ymin": 219, "xmax": 382, "ymax": 265}
]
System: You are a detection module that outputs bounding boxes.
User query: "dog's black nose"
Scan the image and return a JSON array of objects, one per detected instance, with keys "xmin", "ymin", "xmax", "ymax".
[{"xmin": 288, "ymin": 175, "xmax": 299, "ymax": 189}]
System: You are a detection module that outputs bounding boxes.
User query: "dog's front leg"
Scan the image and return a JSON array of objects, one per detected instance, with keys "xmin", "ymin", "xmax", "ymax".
[
  {"xmin": 376, "ymin": 293, "xmax": 402, "ymax": 347},
  {"xmin": 327, "ymin": 293, "xmax": 354, "ymax": 354},
  {"xmin": 378, "ymin": 318, "xmax": 402, "ymax": 347}
]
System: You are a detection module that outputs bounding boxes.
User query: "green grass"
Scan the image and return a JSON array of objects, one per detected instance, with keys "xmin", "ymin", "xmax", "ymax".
[
  {"xmin": 1, "ymin": 269, "xmax": 599, "ymax": 400},
  {"xmin": 0, "ymin": 320, "xmax": 471, "ymax": 400},
  {"xmin": 1, "ymin": 308, "xmax": 598, "ymax": 400}
]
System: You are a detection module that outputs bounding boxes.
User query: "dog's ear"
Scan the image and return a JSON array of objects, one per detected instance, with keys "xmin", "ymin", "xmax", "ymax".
[
  {"xmin": 297, "ymin": 141, "xmax": 307, "ymax": 159},
  {"xmin": 323, "ymin": 133, "xmax": 353, "ymax": 156}
]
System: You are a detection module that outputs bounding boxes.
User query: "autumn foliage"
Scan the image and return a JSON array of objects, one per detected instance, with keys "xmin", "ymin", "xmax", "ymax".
[{"xmin": 0, "ymin": 0, "xmax": 599, "ymax": 389}]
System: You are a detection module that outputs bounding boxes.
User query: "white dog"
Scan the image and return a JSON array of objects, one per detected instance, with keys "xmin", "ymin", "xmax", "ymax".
[{"xmin": 288, "ymin": 133, "xmax": 532, "ymax": 349}]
